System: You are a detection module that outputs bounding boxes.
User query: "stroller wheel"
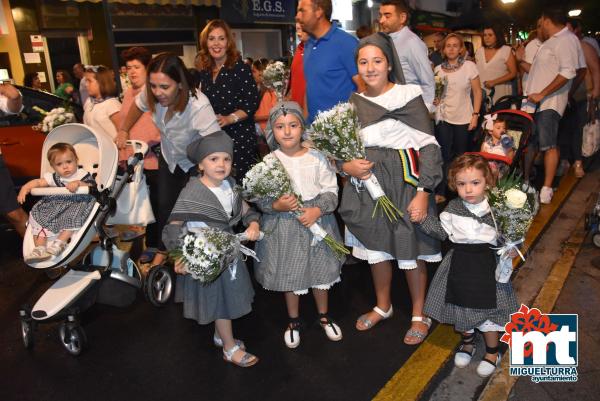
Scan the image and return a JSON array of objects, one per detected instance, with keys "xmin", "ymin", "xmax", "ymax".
[
  {"xmin": 593, "ymin": 233, "xmax": 600, "ymax": 248},
  {"xmin": 19, "ymin": 306, "xmax": 34, "ymax": 349},
  {"xmin": 59, "ymin": 323, "xmax": 87, "ymax": 356},
  {"xmin": 145, "ymin": 265, "xmax": 173, "ymax": 307}
]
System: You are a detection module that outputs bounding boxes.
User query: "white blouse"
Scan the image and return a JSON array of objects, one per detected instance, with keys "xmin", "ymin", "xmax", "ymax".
[
  {"xmin": 208, "ymin": 180, "xmax": 234, "ymax": 216},
  {"xmin": 274, "ymin": 149, "xmax": 338, "ymax": 202},
  {"xmin": 358, "ymin": 84, "xmax": 439, "ymax": 150},
  {"xmin": 475, "ymin": 45, "xmax": 513, "ymax": 101},
  {"xmin": 440, "ymin": 198, "xmax": 497, "ymax": 245},
  {"xmin": 83, "ymin": 98, "xmax": 121, "ymax": 140},
  {"xmin": 434, "ymin": 61, "xmax": 479, "ymax": 125}
]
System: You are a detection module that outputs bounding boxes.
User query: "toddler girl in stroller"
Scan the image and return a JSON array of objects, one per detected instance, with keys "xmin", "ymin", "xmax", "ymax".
[
  {"xmin": 18, "ymin": 142, "xmax": 96, "ymax": 262},
  {"xmin": 479, "ymin": 113, "xmax": 514, "ymax": 178}
]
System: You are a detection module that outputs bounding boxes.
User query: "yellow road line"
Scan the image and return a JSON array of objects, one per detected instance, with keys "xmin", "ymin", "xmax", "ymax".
[
  {"xmin": 372, "ymin": 172, "xmax": 580, "ymax": 401},
  {"xmin": 477, "ymin": 211, "xmax": 588, "ymax": 401}
]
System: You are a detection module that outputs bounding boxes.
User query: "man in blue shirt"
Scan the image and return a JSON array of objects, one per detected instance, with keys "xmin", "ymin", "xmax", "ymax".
[
  {"xmin": 379, "ymin": 0, "xmax": 435, "ymax": 112},
  {"xmin": 296, "ymin": 0, "xmax": 363, "ymax": 123}
]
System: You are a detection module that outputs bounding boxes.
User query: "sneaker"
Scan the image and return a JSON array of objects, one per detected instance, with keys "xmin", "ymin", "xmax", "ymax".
[
  {"xmin": 25, "ymin": 246, "xmax": 52, "ymax": 263},
  {"xmin": 540, "ymin": 186, "xmax": 553, "ymax": 205},
  {"xmin": 476, "ymin": 353, "xmax": 501, "ymax": 378},
  {"xmin": 284, "ymin": 319, "xmax": 301, "ymax": 349},
  {"xmin": 46, "ymin": 239, "xmax": 67, "ymax": 256}
]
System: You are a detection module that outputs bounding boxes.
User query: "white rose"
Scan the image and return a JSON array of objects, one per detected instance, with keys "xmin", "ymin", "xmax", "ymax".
[{"xmin": 505, "ymin": 188, "xmax": 528, "ymax": 209}]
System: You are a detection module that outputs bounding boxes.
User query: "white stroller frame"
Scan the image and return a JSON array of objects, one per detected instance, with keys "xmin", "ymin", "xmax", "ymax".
[{"xmin": 19, "ymin": 123, "xmax": 173, "ymax": 356}]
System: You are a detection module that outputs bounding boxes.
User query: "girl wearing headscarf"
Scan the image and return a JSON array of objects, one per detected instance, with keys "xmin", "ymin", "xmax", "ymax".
[
  {"xmin": 254, "ymin": 101, "xmax": 344, "ymax": 349},
  {"xmin": 339, "ymin": 33, "xmax": 443, "ymax": 345},
  {"xmin": 162, "ymin": 131, "xmax": 261, "ymax": 368}
]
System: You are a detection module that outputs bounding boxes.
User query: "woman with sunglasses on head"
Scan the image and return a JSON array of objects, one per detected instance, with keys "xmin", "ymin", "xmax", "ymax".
[{"xmin": 117, "ymin": 53, "xmax": 220, "ymax": 268}]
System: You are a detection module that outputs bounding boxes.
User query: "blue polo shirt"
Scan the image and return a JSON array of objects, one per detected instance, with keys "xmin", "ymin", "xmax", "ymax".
[{"xmin": 303, "ymin": 25, "xmax": 358, "ymax": 123}]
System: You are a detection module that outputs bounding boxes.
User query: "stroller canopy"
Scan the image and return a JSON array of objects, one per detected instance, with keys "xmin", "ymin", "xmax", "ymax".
[{"xmin": 40, "ymin": 123, "xmax": 118, "ymax": 191}]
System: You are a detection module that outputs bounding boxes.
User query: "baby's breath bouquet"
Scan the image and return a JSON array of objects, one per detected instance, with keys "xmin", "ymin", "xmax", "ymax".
[
  {"xmin": 242, "ymin": 154, "xmax": 349, "ymax": 259},
  {"xmin": 309, "ymin": 102, "xmax": 402, "ymax": 222},
  {"xmin": 488, "ymin": 173, "xmax": 539, "ymax": 283},
  {"xmin": 262, "ymin": 61, "xmax": 289, "ymax": 101},
  {"xmin": 32, "ymin": 106, "xmax": 75, "ymax": 133},
  {"xmin": 169, "ymin": 227, "xmax": 239, "ymax": 283}
]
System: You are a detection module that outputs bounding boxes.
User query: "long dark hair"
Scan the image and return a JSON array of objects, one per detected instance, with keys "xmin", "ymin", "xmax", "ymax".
[
  {"xmin": 145, "ymin": 53, "xmax": 195, "ymax": 114},
  {"xmin": 483, "ymin": 25, "xmax": 506, "ymax": 48}
]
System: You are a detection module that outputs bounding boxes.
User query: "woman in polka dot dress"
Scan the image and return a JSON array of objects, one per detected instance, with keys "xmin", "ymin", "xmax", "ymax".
[{"xmin": 196, "ymin": 19, "xmax": 260, "ymax": 180}]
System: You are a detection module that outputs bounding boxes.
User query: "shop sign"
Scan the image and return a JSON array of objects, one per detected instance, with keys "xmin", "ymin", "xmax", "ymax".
[{"xmin": 221, "ymin": 0, "xmax": 295, "ymax": 24}]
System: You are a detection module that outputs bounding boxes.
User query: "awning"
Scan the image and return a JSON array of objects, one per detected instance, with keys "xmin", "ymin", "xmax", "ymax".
[{"xmin": 66, "ymin": 0, "xmax": 221, "ymax": 6}]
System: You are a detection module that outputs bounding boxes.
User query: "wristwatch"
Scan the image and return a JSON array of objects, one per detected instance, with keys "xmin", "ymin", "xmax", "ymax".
[{"xmin": 417, "ymin": 187, "xmax": 432, "ymax": 193}]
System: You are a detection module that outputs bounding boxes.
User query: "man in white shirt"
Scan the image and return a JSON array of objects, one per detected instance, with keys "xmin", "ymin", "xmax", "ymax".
[
  {"xmin": 378, "ymin": 0, "xmax": 435, "ymax": 112},
  {"xmin": 522, "ymin": 10, "xmax": 583, "ymax": 204},
  {"xmin": 0, "ymin": 83, "xmax": 27, "ymax": 237}
]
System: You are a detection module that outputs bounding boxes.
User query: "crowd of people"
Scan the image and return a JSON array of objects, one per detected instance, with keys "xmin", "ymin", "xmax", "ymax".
[{"xmin": 1, "ymin": 0, "xmax": 598, "ymax": 375}]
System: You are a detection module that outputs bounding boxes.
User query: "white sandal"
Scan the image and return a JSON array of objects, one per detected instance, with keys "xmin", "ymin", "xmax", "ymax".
[
  {"xmin": 404, "ymin": 316, "xmax": 432, "ymax": 345},
  {"xmin": 213, "ymin": 332, "xmax": 245, "ymax": 350},
  {"xmin": 356, "ymin": 305, "xmax": 393, "ymax": 331},
  {"xmin": 222, "ymin": 344, "xmax": 258, "ymax": 368}
]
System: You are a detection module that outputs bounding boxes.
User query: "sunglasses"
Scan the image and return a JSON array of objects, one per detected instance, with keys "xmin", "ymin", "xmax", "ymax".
[{"xmin": 84, "ymin": 65, "xmax": 108, "ymax": 73}]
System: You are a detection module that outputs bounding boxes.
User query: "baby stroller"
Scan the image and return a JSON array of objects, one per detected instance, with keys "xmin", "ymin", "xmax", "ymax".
[
  {"xmin": 19, "ymin": 123, "xmax": 173, "ymax": 356},
  {"xmin": 471, "ymin": 95, "xmax": 535, "ymax": 177}
]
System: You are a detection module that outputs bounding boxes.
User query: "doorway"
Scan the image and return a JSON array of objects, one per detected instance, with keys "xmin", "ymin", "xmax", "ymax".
[{"xmin": 46, "ymin": 36, "xmax": 81, "ymax": 93}]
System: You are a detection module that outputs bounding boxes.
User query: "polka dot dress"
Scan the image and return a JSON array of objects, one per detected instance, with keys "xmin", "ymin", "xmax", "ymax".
[{"xmin": 198, "ymin": 59, "xmax": 259, "ymax": 180}]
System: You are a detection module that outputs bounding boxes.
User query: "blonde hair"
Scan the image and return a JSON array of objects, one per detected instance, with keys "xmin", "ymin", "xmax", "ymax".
[
  {"xmin": 442, "ymin": 33, "xmax": 466, "ymax": 59},
  {"xmin": 47, "ymin": 142, "xmax": 78, "ymax": 165}
]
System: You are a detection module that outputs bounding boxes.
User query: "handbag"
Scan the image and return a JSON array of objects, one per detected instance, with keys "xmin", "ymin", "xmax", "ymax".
[
  {"xmin": 107, "ymin": 160, "xmax": 155, "ymax": 225},
  {"xmin": 582, "ymin": 120, "xmax": 600, "ymax": 157}
]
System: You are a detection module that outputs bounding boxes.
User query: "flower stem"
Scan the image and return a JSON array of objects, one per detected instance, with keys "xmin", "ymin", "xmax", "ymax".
[
  {"xmin": 323, "ymin": 235, "xmax": 350, "ymax": 259},
  {"xmin": 371, "ymin": 195, "xmax": 403, "ymax": 222}
]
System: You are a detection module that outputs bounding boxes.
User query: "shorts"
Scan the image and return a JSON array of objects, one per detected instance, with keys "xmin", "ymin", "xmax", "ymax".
[
  {"xmin": 534, "ymin": 109, "xmax": 561, "ymax": 151},
  {"xmin": 0, "ymin": 155, "xmax": 20, "ymax": 214}
]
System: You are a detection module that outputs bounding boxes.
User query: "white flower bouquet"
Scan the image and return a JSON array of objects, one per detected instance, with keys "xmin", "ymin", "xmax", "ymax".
[
  {"xmin": 32, "ymin": 106, "xmax": 76, "ymax": 133},
  {"xmin": 242, "ymin": 154, "xmax": 349, "ymax": 259},
  {"xmin": 488, "ymin": 173, "xmax": 539, "ymax": 283},
  {"xmin": 262, "ymin": 61, "xmax": 289, "ymax": 101},
  {"xmin": 309, "ymin": 102, "xmax": 403, "ymax": 222},
  {"xmin": 169, "ymin": 227, "xmax": 239, "ymax": 283},
  {"xmin": 434, "ymin": 74, "xmax": 447, "ymax": 100}
]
